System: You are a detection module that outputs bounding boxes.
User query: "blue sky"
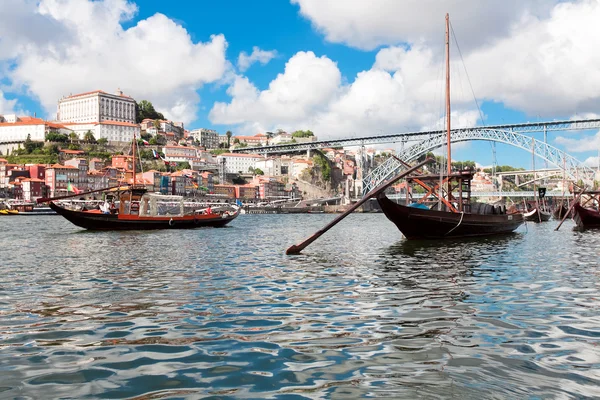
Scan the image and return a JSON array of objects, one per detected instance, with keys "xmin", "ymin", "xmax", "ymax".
[{"xmin": 1, "ymin": 0, "xmax": 600, "ymax": 169}]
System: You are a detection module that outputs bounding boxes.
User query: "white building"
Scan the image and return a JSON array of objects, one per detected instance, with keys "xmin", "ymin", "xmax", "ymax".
[
  {"xmin": 190, "ymin": 128, "xmax": 220, "ymax": 149},
  {"xmin": 0, "ymin": 115, "xmax": 73, "ymax": 142},
  {"xmin": 63, "ymin": 121, "xmax": 140, "ymax": 143},
  {"xmin": 216, "ymin": 153, "xmax": 264, "ymax": 174},
  {"xmin": 57, "ymin": 89, "xmax": 136, "ymax": 124}
]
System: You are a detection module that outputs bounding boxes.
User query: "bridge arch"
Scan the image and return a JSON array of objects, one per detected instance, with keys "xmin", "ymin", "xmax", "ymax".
[{"xmin": 362, "ymin": 128, "xmax": 595, "ymax": 195}]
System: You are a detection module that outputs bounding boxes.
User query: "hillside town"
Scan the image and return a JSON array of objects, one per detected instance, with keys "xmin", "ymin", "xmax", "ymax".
[{"xmin": 0, "ymin": 88, "xmax": 396, "ymax": 204}]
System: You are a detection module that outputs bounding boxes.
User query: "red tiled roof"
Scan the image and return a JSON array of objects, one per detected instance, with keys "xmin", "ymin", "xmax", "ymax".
[{"xmin": 60, "ymin": 149, "xmax": 85, "ymax": 154}]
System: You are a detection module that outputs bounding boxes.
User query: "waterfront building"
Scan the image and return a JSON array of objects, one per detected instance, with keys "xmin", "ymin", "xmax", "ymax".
[
  {"xmin": 86, "ymin": 170, "xmax": 109, "ymax": 191},
  {"xmin": 216, "ymin": 153, "xmax": 263, "ymax": 175},
  {"xmin": 200, "ymin": 171, "xmax": 214, "ymax": 191},
  {"xmin": 89, "ymin": 158, "xmax": 106, "ymax": 171},
  {"xmin": 26, "ymin": 164, "xmax": 46, "ymax": 181},
  {"xmin": 213, "ymin": 184, "xmax": 236, "ymax": 199},
  {"xmin": 64, "ymin": 158, "xmax": 89, "ymax": 190},
  {"xmin": 45, "ymin": 164, "xmax": 79, "ymax": 197},
  {"xmin": 57, "ymin": 89, "xmax": 136, "ymax": 124},
  {"xmin": 190, "ymin": 128, "xmax": 219, "ymax": 149},
  {"xmin": 236, "ymin": 184, "xmax": 259, "ymax": 200},
  {"xmin": 255, "ymin": 177, "xmax": 287, "ymax": 200},
  {"xmin": 19, "ymin": 178, "xmax": 46, "ymax": 201}
]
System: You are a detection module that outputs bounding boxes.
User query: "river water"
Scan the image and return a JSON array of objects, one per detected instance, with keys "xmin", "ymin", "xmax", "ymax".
[{"xmin": 1, "ymin": 214, "xmax": 599, "ymax": 399}]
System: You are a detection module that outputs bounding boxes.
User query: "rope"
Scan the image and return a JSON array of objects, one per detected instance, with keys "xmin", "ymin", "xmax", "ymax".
[{"xmin": 445, "ymin": 211, "xmax": 464, "ymax": 236}]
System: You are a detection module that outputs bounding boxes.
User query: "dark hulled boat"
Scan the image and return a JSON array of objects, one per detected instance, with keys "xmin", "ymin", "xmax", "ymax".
[
  {"xmin": 573, "ymin": 203, "xmax": 600, "ymax": 230},
  {"xmin": 523, "ymin": 207, "xmax": 551, "ymax": 222},
  {"xmin": 374, "ymin": 14, "xmax": 524, "ymax": 240},
  {"xmin": 378, "ymin": 194, "xmax": 523, "ymax": 240},
  {"xmin": 553, "ymin": 204, "xmax": 571, "ymax": 220}
]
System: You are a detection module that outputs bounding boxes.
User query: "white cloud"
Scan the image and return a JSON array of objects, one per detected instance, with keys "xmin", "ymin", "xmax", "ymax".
[
  {"xmin": 556, "ymin": 131, "xmax": 600, "ymax": 153},
  {"xmin": 292, "ymin": 0, "xmax": 556, "ymax": 51},
  {"xmin": 211, "ymin": 0, "xmax": 600, "ymax": 143},
  {"xmin": 237, "ymin": 46, "xmax": 277, "ymax": 72},
  {"xmin": 1, "ymin": 0, "xmax": 228, "ymax": 124},
  {"xmin": 583, "ymin": 156, "xmax": 600, "ymax": 167}
]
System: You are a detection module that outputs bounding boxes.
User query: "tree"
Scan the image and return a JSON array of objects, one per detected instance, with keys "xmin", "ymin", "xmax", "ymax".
[
  {"xmin": 176, "ymin": 161, "xmax": 191, "ymax": 171},
  {"xmin": 226, "ymin": 130, "xmax": 232, "ymax": 147},
  {"xmin": 24, "ymin": 134, "xmax": 42, "ymax": 154},
  {"xmin": 292, "ymin": 130, "xmax": 314, "ymax": 138},
  {"xmin": 68, "ymin": 132, "xmax": 79, "ymax": 143},
  {"xmin": 97, "ymin": 137, "xmax": 108, "ymax": 146},
  {"xmin": 153, "ymin": 119, "xmax": 161, "ymax": 132},
  {"xmin": 254, "ymin": 168, "xmax": 264, "ymax": 175},
  {"xmin": 136, "ymin": 100, "xmax": 165, "ymax": 123},
  {"xmin": 45, "ymin": 132, "xmax": 69, "ymax": 143},
  {"xmin": 265, "ymin": 131, "xmax": 274, "ymax": 145},
  {"xmin": 83, "ymin": 130, "xmax": 96, "ymax": 143},
  {"xmin": 233, "ymin": 138, "xmax": 240, "ymax": 144}
]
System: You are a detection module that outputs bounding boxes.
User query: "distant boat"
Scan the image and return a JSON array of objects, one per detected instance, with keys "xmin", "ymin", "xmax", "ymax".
[
  {"xmin": 8, "ymin": 202, "xmax": 57, "ymax": 215},
  {"xmin": 552, "ymin": 203, "xmax": 571, "ymax": 220},
  {"xmin": 524, "ymin": 207, "xmax": 551, "ymax": 222},
  {"xmin": 376, "ymin": 14, "xmax": 524, "ymax": 240}
]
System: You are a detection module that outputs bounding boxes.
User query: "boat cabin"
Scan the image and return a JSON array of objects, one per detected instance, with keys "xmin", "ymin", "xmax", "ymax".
[{"xmin": 403, "ymin": 170, "xmax": 473, "ymax": 213}]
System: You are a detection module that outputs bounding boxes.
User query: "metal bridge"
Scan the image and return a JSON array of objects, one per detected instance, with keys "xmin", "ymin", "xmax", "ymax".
[
  {"xmin": 386, "ymin": 191, "xmax": 571, "ymax": 200},
  {"xmin": 361, "ymin": 128, "xmax": 597, "ymax": 194},
  {"xmin": 232, "ymin": 118, "xmax": 600, "ymax": 154}
]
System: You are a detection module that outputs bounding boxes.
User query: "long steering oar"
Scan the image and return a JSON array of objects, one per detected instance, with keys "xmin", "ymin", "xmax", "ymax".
[
  {"xmin": 286, "ymin": 157, "xmax": 434, "ymax": 255},
  {"xmin": 555, "ymin": 186, "xmax": 586, "ymax": 231},
  {"xmin": 36, "ymin": 185, "xmax": 126, "ymax": 204}
]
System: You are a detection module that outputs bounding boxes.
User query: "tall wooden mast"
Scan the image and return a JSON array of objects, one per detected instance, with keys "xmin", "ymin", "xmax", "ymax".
[
  {"xmin": 445, "ymin": 13, "xmax": 451, "ymax": 176},
  {"xmin": 132, "ymin": 132, "xmax": 136, "ymax": 186}
]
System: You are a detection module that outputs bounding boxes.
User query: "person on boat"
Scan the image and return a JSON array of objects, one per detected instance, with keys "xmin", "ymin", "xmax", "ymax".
[{"xmin": 206, "ymin": 206, "xmax": 212, "ymax": 215}]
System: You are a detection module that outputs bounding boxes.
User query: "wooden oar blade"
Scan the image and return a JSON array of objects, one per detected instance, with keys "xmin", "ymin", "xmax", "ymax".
[{"xmin": 285, "ymin": 157, "xmax": 433, "ymax": 255}]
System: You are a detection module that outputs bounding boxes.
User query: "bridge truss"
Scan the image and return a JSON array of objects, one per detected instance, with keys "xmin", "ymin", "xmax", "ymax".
[
  {"xmin": 232, "ymin": 118, "xmax": 600, "ymax": 155},
  {"xmin": 362, "ymin": 128, "xmax": 596, "ymax": 195}
]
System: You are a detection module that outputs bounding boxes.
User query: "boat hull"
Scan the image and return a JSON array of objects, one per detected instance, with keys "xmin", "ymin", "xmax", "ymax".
[
  {"xmin": 573, "ymin": 203, "xmax": 600, "ymax": 230},
  {"xmin": 377, "ymin": 195, "xmax": 524, "ymax": 240},
  {"xmin": 552, "ymin": 205, "xmax": 571, "ymax": 220},
  {"xmin": 50, "ymin": 202, "xmax": 238, "ymax": 230},
  {"xmin": 523, "ymin": 208, "xmax": 551, "ymax": 222}
]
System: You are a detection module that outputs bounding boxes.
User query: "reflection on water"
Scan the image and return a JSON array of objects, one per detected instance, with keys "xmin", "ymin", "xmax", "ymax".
[{"xmin": 1, "ymin": 215, "xmax": 600, "ymax": 398}]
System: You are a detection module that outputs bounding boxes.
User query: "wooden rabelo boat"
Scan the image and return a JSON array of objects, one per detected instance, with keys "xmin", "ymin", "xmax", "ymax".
[
  {"xmin": 376, "ymin": 14, "xmax": 523, "ymax": 240},
  {"xmin": 41, "ymin": 134, "xmax": 239, "ymax": 230},
  {"xmin": 48, "ymin": 188, "xmax": 239, "ymax": 230},
  {"xmin": 524, "ymin": 207, "xmax": 551, "ymax": 222},
  {"xmin": 552, "ymin": 203, "xmax": 571, "ymax": 220},
  {"xmin": 572, "ymin": 191, "xmax": 600, "ymax": 230}
]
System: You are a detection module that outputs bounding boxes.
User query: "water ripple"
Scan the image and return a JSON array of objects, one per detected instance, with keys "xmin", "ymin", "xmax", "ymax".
[{"xmin": 1, "ymin": 215, "xmax": 600, "ymax": 398}]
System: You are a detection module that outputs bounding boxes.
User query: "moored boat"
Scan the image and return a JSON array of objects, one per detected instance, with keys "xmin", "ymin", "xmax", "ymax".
[
  {"xmin": 49, "ymin": 187, "xmax": 239, "ymax": 230},
  {"xmin": 573, "ymin": 202, "xmax": 600, "ymax": 230},
  {"xmin": 378, "ymin": 194, "xmax": 523, "ymax": 239},
  {"xmin": 375, "ymin": 14, "xmax": 524, "ymax": 240},
  {"xmin": 552, "ymin": 204, "xmax": 571, "ymax": 220},
  {"xmin": 524, "ymin": 207, "xmax": 551, "ymax": 222}
]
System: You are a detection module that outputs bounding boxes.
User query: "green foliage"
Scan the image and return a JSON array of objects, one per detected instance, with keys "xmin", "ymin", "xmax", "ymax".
[
  {"xmin": 88, "ymin": 151, "xmax": 112, "ymax": 160},
  {"xmin": 45, "ymin": 131, "xmax": 69, "ymax": 142},
  {"xmin": 83, "ymin": 130, "xmax": 96, "ymax": 143},
  {"xmin": 313, "ymin": 153, "xmax": 331, "ymax": 181},
  {"xmin": 235, "ymin": 142, "xmax": 248, "ymax": 148},
  {"xmin": 68, "ymin": 143, "xmax": 81, "ymax": 150},
  {"xmin": 175, "ymin": 161, "xmax": 191, "ymax": 171},
  {"xmin": 292, "ymin": 130, "xmax": 314, "ymax": 138},
  {"xmin": 6, "ymin": 154, "xmax": 58, "ymax": 165},
  {"xmin": 233, "ymin": 138, "xmax": 240, "ymax": 144},
  {"xmin": 68, "ymin": 132, "xmax": 79, "ymax": 142},
  {"xmin": 23, "ymin": 134, "xmax": 43, "ymax": 154},
  {"xmin": 97, "ymin": 137, "xmax": 108, "ymax": 146},
  {"xmin": 139, "ymin": 149, "xmax": 155, "ymax": 160},
  {"xmin": 211, "ymin": 149, "xmax": 227, "ymax": 156},
  {"xmin": 136, "ymin": 100, "xmax": 165, "ymax": 123},
  {"xmin": 148, "ymin": 135, "xmax": 166, "ymax": 145},
  {"xmin": 226, "ymin": 130, "xmax": 232, "ymax": 147},
  {"xmin": 254, "ymin": 168, "xmax": 264, "ymax": 175}
]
